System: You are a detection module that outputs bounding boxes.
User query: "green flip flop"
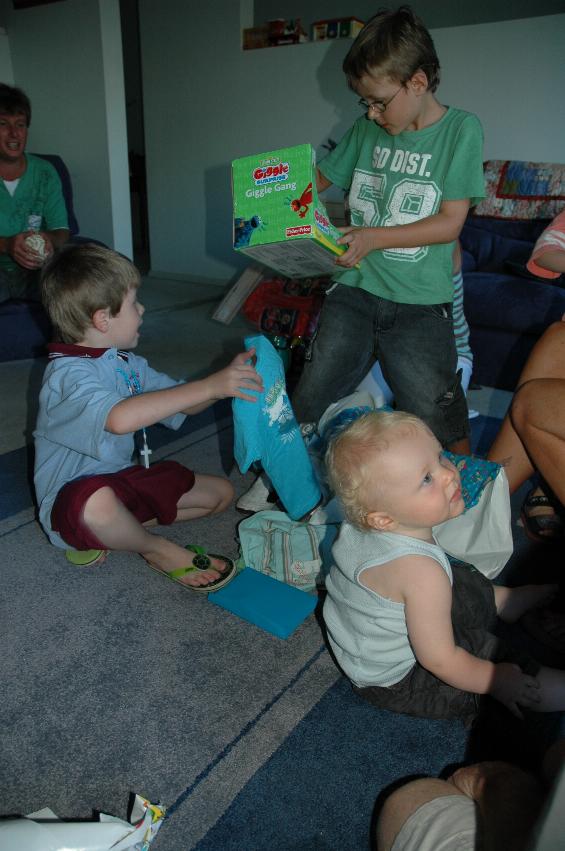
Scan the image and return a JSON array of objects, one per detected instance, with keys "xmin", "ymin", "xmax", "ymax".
[
  {"xmin": 146, "ymin": 545, "xmax": 236, "ymax": 593},
  {"xmin": 66, "ymin": 549, "xmax": 108, "ymax": 567}
]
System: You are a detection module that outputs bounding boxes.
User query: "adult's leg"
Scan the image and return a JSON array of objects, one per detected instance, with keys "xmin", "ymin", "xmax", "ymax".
[
  {"xmin": 291, "ymin": 285, "xmax": 376, "ymax": 424},
  {"xmin": 487, "ymin": 320, "xmax": 565, "ymax": 492},
  {"xmin": 510, "ymin": 377, "xmax": 565, "ymax": 506},
  {"xmin": 0, "ymin": 267, "xmax": 41, "ymax": 302}
]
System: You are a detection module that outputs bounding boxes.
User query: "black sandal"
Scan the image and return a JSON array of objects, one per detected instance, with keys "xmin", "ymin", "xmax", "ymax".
[{"xmin": 520, "ymin": 488, "xmax": 565, "ymax": 543}]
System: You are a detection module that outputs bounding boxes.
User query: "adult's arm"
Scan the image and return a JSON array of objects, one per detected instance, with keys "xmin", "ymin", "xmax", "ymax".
[
  {"xmin": 533, "ymin": 249, "xmax": 565, "ymax": 275},
  {"xmin": 0, "ymin": 228, "xmax": 69, "ymax": 269},
  {"xmin": 44, "ymin": 227, "xmax": 70, "ymax": 250}
]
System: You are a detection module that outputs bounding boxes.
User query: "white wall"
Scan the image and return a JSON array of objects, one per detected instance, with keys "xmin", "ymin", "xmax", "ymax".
[
  {"xmin": 0, "ymin": 0, "xmax": 131, "ymax": 256},
  {"xmin": 139, "ymin": 4, "xmax": 565, "ymax": 283},
  {"xmin": 434, "ymin": 17, "xmax": 565, "ymax": 161},
  {"xmin": 139, "ymin": 0, "xmax": 357, "ymax": 281},
  {"xmin": 0, "ymin": 26, "xmax": 13, "ymax": 83},
  {"xmin": 255, "ymin": 0, "xmax": 565, "ymax": 30}
]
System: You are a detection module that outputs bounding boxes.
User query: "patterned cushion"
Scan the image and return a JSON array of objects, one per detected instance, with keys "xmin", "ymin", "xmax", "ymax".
[{"xmin": 473, "ymin": 160, "xmax": 565, "ymax": 220}]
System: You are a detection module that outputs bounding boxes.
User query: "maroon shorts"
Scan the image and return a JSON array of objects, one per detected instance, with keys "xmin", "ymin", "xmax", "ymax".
[{"xmin": 51, "ymin": 460, "xmax": 195, "ymax": 550}]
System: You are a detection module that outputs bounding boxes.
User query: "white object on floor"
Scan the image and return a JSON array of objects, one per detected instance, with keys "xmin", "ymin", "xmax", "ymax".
[
  {"xmin": 0, "ymin": 794, "xmax": 164, "ymax": 850},
  {"xmin": 212, "ymin": 263, "xmax": 264, "ymax": 324},
  {"xmin": 458, "ymin": 355, "xmax": 479, "ymax": 418},
  {"xmin": 355, "ymin": 361, "xmax": 392, "ymax": 407},
  {"xmin": 236, "ymin": 471, "xmax": 278, "ymax": 512}
]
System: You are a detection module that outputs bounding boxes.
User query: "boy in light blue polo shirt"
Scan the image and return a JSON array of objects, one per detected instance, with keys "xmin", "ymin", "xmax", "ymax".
[{"xmin": 34, "ymin": 244, "xmax": 262, "ymax": 591}]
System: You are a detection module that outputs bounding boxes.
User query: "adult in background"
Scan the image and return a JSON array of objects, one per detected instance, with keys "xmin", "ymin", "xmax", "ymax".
[
  {"xmin": 487, "ymin": 206, "xmax": 565, "ymax": 542},
  {"xmin": 0, "ymin": 83, "xmax": 69, "ymax": 302}
]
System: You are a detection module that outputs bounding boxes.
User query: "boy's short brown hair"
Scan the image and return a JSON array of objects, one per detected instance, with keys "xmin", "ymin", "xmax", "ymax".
[
  {"xmin": 41, "ymin": 243, "xmax": 140, "ymax": 343},
  {"xmin": 326, "ymin": 410, "xmax": 430, "ymax": 529},
  {"xmin": 343, "ymin": 6, "xmax": 440, "ymax": 92}
]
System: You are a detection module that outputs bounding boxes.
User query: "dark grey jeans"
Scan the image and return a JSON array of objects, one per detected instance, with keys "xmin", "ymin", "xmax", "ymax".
[{"xmin": 291, "ymin": 283, "xmax": 469, "ymax": 447}]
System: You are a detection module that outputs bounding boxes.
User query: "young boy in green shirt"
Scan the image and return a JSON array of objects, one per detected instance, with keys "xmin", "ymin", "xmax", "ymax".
[
  {"xmin": 292, "ymin": 6, "xmax": 484, "ymax": 456},
  {"xmin": 238, "ymin": 6, "xmax": 486, "ymax": 513}
]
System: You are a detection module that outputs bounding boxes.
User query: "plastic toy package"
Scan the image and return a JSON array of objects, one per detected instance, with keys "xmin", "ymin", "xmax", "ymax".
[
  {"xmin": 0, "ymin": 794, "xmax": 165, "ymax": 851},
  {"xmin": 232, "ymin": 143, "xmax": 347, "ymax": 277}
]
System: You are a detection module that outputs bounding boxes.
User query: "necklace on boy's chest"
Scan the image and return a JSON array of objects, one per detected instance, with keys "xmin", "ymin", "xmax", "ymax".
[{"xmin": 116, "ymin": 350, "xmax": 152, "ymax": 468}]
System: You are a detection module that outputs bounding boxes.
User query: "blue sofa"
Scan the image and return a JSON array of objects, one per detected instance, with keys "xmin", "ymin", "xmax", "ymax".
[
  {"xmin": 0, "ymin": 153, "xmax": 98, "ymax": 363},
  {"xmin": 461, "ymin": 213, "xmax": 565, "ymax": 391}
]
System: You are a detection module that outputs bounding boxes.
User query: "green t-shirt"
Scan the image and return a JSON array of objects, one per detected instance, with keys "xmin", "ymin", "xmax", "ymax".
[
  {"xmin": 0, "ymin": 154, "xmax": 68, "ymax": 271},
  {"xmin": 319, "ymin": 107, "xmax": 485, "ymax": 304}
]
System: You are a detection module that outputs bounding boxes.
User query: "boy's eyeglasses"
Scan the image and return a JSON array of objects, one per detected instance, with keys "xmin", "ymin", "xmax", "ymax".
[{"xmin": 358, "ymin": 85, "xmax": 404, "ymax": 114}]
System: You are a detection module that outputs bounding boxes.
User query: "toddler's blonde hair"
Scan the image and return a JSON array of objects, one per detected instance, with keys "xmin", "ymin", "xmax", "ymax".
[{"xmin": 325, "ymin": 410, "xmax": 431, "ymax": 530}]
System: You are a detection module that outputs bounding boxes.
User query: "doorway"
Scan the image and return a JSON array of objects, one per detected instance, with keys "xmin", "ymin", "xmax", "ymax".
[{"xmin": 120, "ymin": 0, "xmax": 149, "ymax": 273}]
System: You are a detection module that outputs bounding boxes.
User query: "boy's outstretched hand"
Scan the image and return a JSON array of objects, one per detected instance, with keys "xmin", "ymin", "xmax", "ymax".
[
  {"xmin": 208, "ymin": 348, "xmax": 263, "ymax": 402},
  {"xmin": 490, "ymin": 662, "xmax": 541, "ymax": 719}
]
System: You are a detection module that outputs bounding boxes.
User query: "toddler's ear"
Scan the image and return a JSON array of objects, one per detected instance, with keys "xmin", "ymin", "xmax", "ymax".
[{"xmin": 366, "ymin": 510, "xmax": 395, "ymax": 532}]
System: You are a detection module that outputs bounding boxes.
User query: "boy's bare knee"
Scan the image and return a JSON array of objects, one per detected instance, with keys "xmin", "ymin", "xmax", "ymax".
[
  {"xmin": 214, "ymin": 478, "xmax": 234, "ymax": 513},
  {"xmin": 82, "ymin": 485, "xmax": 120, "ymax": 526}
]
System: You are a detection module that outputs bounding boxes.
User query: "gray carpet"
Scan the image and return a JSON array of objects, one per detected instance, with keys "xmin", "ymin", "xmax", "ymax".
[
  {"xmin": 2, "ymin": 412, "xmax": 564, "ymax": 850},
  {"xmin": 0, "ymin": 415, "xmax": 338, "ymax": 849}
]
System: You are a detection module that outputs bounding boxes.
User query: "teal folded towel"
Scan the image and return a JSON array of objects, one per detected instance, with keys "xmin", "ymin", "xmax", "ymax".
[{"xmin": 209, "ymin": 567, "xmax": 317, "ymax": 639}]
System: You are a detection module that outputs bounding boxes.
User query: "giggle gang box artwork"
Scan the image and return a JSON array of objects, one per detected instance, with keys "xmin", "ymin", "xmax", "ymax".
[{"xmin": 232, "ymin": 144, "xmax": 346, "ymax": 277}]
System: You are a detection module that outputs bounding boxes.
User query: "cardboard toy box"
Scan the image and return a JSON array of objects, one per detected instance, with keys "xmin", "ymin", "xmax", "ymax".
[{"xmin": 232, "ymin": 143, "xmax": 346, "ymax": 278}]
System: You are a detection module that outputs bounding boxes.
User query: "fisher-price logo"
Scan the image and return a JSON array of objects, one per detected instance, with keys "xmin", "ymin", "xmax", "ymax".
[
  {"xmin": 314, "ymin": 209, "xmax": 330, "ymax": 233},
  {"xmin": 253, "ymin": 162, "xmax": 290, "ymax": 185},
  {"xmin": 286, "ymin": 225, "xmax": 312, "ymax": 237}
]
